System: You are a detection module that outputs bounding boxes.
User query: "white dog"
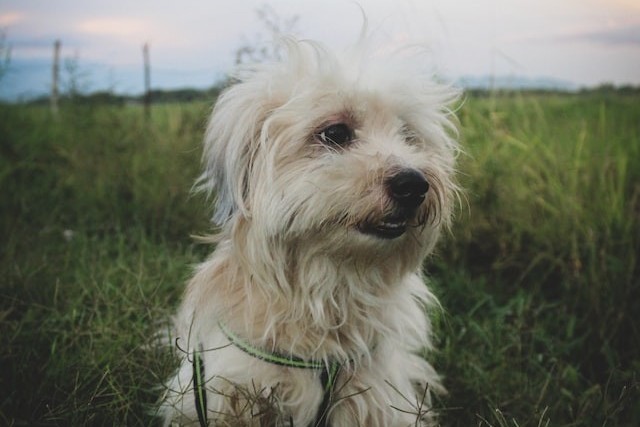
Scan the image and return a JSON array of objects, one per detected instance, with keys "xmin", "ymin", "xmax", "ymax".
[{"xmin": 160, "ymin": 35, "xmax": 460, "ymax": 427}]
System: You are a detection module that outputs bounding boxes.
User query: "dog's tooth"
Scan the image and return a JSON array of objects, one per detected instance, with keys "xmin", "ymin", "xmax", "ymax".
[{"xmin": 379, "ymin": 221, "xmax": 406, "ymax": 229}]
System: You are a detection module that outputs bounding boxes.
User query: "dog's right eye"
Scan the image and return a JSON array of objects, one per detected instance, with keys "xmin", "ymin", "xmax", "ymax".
[{"xmin": 316, "ymin": 123, "xmax": 353, "ymax": 147}]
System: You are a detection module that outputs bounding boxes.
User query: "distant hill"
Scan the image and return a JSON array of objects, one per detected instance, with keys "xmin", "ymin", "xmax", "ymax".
[
  {"xmin": 3, "ymin": 57, "xmax": 638, "ymax": 103},
  {"xmin": 457, "ymin": 75, "xmax": 578, "ymax": 92},
  {"xmin": 0, "ymin": 57, "xmax": 222, "ymax": 102}
]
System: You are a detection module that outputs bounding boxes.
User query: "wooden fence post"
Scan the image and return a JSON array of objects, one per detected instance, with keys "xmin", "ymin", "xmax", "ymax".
[
  {"xmin": 143, "ymin": 42, "xmax": 150, "ymax": 119},
  {"xmin": 51, "ymin": 40, "xmax": 60, "ymax": 115}
]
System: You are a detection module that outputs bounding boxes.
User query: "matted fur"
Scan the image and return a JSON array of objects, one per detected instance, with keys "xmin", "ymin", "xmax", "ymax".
[{"xmin": 160, "ymin": 36, "xmax": 460, "ymax": 427}]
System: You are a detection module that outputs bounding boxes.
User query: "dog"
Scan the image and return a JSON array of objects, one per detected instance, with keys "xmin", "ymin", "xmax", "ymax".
[{"xmin": 160, "ymin": 35, "xmax": 460, "ymax": 427}]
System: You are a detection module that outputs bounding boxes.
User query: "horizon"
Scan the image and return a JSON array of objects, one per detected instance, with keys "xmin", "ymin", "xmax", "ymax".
[
  {"xmin": 1, "ymin": 0, "xmax": 639, "ymax": 101},
  {"xmin": 9, "ymin": 72, "xmax": 628, "ymax": 105}
]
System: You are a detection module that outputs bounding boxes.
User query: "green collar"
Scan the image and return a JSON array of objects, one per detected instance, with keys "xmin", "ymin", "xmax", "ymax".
[
  {"xmin": 215, "ymin": 321, "xmax": 342, "ymax": 427},
  {"xmin": 193, "ymin": 322, "xmax": 343, "ymax": 427},
  {"xmin": 218, "ymin": 321, "xmax": 333, "ymax": 371}
]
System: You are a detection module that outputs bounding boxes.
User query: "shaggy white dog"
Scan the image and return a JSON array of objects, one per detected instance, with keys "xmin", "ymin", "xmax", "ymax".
[{"xmin": 160, "ymin": 35, "xmax": 460, "ymax": 427}]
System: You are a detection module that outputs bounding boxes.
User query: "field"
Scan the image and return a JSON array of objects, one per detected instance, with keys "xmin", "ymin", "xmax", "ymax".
[{"xmin": 1, "ymin": 92, "xmax": 638, "ymax": 426}]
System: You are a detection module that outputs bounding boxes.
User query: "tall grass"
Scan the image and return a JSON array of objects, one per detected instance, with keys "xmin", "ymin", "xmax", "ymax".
[
  {"xmin": 432, "ymin": 93, "xmax": 640, "ymax": 425},
  {"xmin": 0, "ymin": 93, "xmax": 638, "ymax": 426},
  {"xmin": 0, "ymin": 103, "xmax": 211, "ymax": 425}
]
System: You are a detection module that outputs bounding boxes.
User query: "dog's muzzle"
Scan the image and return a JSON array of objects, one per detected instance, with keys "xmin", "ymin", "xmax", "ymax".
[{"xmin": 359, "ymin": 169, "xmax": 429, "ymax": 240}]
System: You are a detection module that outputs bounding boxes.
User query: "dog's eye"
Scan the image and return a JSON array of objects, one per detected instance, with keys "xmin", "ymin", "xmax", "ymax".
[
  {"xmin": 316, "ymin": 123, "xmax": 353, "ymax": 147},
  {"xmin": 401, "ymin": 124, "xmax": 420, "ymax": 146}
]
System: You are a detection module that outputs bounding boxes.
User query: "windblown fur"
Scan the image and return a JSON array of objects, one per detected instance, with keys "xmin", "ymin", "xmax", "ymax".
[{"xmin": 160, "ymin": 36, "xmax": 460, "ymax": 427}]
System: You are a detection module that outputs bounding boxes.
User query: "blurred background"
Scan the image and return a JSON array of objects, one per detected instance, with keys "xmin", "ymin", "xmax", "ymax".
[{"xmin": 1, "ymin": 0, "xmax": 639, "ymax": 101}]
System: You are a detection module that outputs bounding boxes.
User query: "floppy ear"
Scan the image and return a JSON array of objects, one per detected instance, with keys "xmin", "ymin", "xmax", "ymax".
[{"xmin": 196, "ymin": 79, "xmax": 269, "ymax": 226}]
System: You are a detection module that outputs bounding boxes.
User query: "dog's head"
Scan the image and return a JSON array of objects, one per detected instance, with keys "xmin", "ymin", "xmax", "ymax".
[{"xmin": 198, "ymin": 38, "xmax": 459, "ymax": 265}]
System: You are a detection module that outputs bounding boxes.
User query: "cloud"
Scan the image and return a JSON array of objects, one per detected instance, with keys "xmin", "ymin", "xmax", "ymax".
[
  {"xmin": 76, "ymin": 17, "xmax": 153, "ymax": 40},
  {"xmin": 0, "ymin": 11, "xmax": 24, "ymax": 26}
]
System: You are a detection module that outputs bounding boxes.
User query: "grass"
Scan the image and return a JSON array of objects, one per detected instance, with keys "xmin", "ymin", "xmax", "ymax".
[
  {"xmin": 0, "ymin": 103, "xmax": 211, "ymax": 425},
  {"xmin": 1, "ymin": 92, "xmax": 639, "ymax": 426},
  {"xmin": 431, "ymin": 92, "xmax": 640, "ymax": 425}
]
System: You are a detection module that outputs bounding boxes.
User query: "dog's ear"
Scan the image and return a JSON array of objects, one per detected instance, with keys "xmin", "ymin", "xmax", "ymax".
[{"xmin": 196, "ymin": 79, "xmax": 269, "ymax": 226}]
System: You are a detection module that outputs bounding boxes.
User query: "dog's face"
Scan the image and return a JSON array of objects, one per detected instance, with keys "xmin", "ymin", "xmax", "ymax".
[{"xmin": 200, "ymin": 39, "xmax": 459, "ymax": 267}]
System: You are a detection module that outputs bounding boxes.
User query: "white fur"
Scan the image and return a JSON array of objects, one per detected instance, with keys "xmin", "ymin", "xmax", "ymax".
[{"xmin": 160, "ymin": 36, "xmax": 460, "ymax": 426}]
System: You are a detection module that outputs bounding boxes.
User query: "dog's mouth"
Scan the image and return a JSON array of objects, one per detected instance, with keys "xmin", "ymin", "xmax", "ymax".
[{"xmin": 358, "ymin": 215, "xmax": 408, "ymax": 240}]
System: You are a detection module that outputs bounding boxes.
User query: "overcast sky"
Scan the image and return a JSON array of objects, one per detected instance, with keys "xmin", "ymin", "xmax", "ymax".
[{"xmin": 1, "ymin": 0, "xmax": 639, "ymax": 99}]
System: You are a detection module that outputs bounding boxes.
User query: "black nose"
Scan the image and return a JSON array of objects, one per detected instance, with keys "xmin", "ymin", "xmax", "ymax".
[{"xmin": 387, "ymin": 169, "xmax": 429, "ymax": 209}]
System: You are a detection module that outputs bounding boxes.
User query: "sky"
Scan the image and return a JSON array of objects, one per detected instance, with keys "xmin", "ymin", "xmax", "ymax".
[{"xmin": 0, "ymin": 0, "xmax": 639, "ymax": 100}]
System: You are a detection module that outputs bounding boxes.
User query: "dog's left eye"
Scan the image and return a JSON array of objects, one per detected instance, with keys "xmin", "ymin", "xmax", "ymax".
[{"xmin": 316, "ymin": 123, "xmax": 353, "ymax": 147}]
